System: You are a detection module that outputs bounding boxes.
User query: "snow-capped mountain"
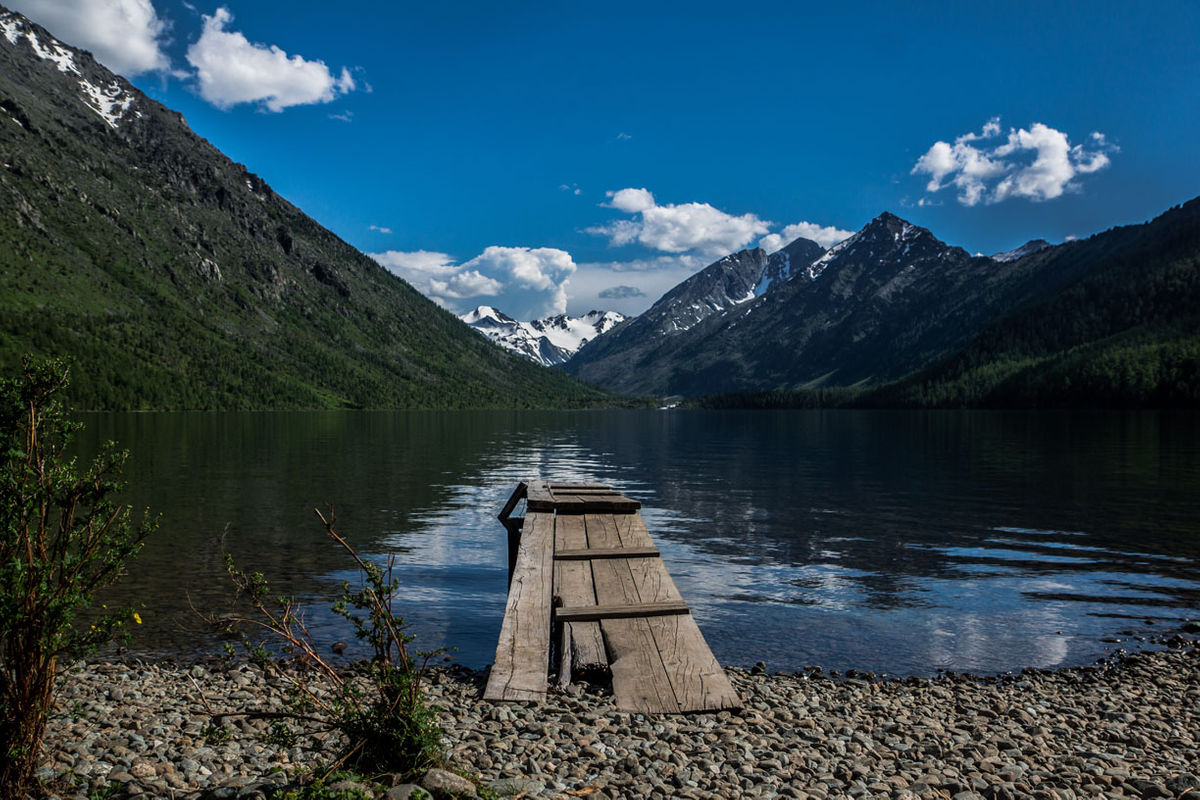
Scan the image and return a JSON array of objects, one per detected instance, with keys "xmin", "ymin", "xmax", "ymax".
[
  {"xmin": 991, "ymin": 239, "xmax": 1052, "ymax": 263},
  {"xmin": 567, "ymin": 235, "xmax": 825, "ymax": 373},
  {"xmin": 566, "ymin": 211, "xmax": 1084, "ymax": 397},
  {"xmin": 460, "ymin": 306, "xmax": 627, "ymax": 366}
]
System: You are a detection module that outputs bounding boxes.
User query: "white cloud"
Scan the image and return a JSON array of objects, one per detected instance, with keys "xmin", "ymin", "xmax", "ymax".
[
  {"xmin": 370, "ymin": 249, "xmax": 499, "ymax": 305},
  {"xmin": 186, "ymin": 7, "xmax": 356, "ymax": 111},
  {"xmin": 429, "ymin": 269, "xmax": 503, "ymax": 300},
  {"xmin": 591, "ymin": 188, "xmax": 771, "ymax": 257},
  {"xmin": 6, "ymin": 0, "xmax": 170, "ymax": 75},
  {"xmin": 368, "ymin": 224, "xmax": 392, "ymax": 234},
  {"xmin": 640, "ymin": 202, "xmax": 770, "ymax": 255},
  {"xmin": 759, "ymin": 221, "xmax": 853, "ymax": 253},
  {"xmin": 604, "ymin": 187, "xmax": 655, "ymax": 213},
  {"xmin": 913, "ymin": 118, "xmax": 1116, "ymax": 206},
  {"xmin": 460, "ymin": 246, "xmax": 577, "ymax": 316},
  {"xmin": 373, "ymin": 247, "xmax": 577, "ymax": 317}
]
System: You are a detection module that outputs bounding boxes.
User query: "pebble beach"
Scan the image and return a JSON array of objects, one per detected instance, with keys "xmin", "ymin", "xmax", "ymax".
[{"xmin": 42, "ymin": 641, "xmax": 1200, "ymax": 800}]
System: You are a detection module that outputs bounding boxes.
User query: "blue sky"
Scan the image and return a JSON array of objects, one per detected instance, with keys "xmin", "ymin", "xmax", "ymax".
[{"xmin": 9, "ymin": 0, "xmax": 1200, "ymax": 319}]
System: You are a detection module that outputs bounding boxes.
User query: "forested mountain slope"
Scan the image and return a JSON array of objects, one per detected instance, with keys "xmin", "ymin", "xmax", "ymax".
[{"xmin": 0, "ymin": 7, "xmax": 604, "ymax": 409}]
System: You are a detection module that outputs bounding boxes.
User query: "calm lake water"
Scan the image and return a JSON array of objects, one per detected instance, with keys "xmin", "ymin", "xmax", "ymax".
[{"xmin": 77, "ymin": 409, "xmax": 1200, "ymax": 677}]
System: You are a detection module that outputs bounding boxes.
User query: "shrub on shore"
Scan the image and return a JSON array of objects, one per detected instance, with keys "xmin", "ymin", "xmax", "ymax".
[
  {"xmin": 217, "ymin": 509, "xmax": 444, "ymax": 785},
  {"xmin": 0, "ymin": 358, "xmax": 154, "ymax": 798}
]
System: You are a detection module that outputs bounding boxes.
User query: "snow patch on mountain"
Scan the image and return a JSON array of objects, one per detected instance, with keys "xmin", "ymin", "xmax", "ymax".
[
  {"xmin": 460, "ymin": 306, "xmax": 627, "ymax": 366},
  {"xmin": 1, "ymin": 12, "xmax": 137, "ymax": 129},
  {"xmin": 991, "ymin": 239, "xmax": 1052, "ymax": 263},
  {"xmin": 1, "ymin": 13, "xmax": 78, "ymax": 73},
  {"xmin": 808, "ymin": 234, "xmax": 855, "ymax": 279},
  {"xmin": 79, "ymin": 79, "xmax": 136, "ymax": 128}
]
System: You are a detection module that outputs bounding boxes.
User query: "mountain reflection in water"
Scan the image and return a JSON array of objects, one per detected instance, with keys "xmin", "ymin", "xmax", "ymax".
[{"xmin": 78, "ymin": 409, "xmax": 1200, "ymax": 676}]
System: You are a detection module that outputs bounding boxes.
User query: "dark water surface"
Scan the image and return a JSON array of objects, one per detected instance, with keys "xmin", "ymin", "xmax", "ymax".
[{"xmin": 77, "ymin": 409, "xmax": 1200, "ymax": 676}]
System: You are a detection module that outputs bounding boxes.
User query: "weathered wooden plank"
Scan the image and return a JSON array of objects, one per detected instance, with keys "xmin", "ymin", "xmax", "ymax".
[
  {"xmin": 483, "ymin": 511, "xmax": 555, "ymax": 702},
  {"xmin": 525, "ymin": 481, "xmax": 555, "ymax": 511},
  {"xmin": 554, "ymin": 546, "xmax": 660, "ymax": 561},
  {"xmin": 612, "ymin": 513, "xmax": 741, "ymax": 712},
  {"xmin": 547, "ymin": 482, "xmax": 610, "ymax": 490},
  {"xmin": 555, "ymin": 601, "xmax": 690, "ymax": 623},
  {"xmin": 553, "ymin": 495, "xmax": 642, "ymax": 513},
  {"xmin": 551, "ymin": 515, "xmax": 606, "ymax": 678},
  {"xmin": 585, "ymin": 513, "xmax": 681, "ymax": 713}
]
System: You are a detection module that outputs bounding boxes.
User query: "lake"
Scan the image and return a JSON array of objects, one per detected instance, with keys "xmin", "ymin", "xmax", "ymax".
[{"xmin": 77, "ymin": 409, "xmax": 1200, "ymax": 677}]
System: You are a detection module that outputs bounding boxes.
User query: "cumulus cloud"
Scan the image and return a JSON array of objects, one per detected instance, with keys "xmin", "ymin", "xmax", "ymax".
[
  {"xmin": 598, "ymin": 285, "xmax": 646, "ymax": 299},
  {"xmin": 368, "ymin": 224, "xmax": 391, "ymax": 234},
  {"xmin": 913, "ymin": 118, "xmax": 1116, "ymax": 206},
  {"xmin": 459, "ymin": 246, "xmax": 577, "ymax": 316},
  {"xmin": 591, "ymin": 189, "xmax": 771, "ymax": 257},
  {"xmin": 759, "ymin": 221, "xmax": 853, "ymax": 253},
  {"xmin": 186, "ymin": 7, "xmax": 356, "ymax": 111},
  {"xmin": 7, "ymin": 0, "xmax": 170, "ymax": 75},
  {"xmin": 370, "ymin": 249, "xmax": 499, "ymax": 304},
  {"xmin": 371, "ymin": 246, "xmax": 577, "ymax": 317},
  {"xmin": 429, "ymin": 269, "xmax": 503, "ymax": 300},
  {"xmin": 604, "ymin": 187, "xmax": 655, "ymax": 213}
]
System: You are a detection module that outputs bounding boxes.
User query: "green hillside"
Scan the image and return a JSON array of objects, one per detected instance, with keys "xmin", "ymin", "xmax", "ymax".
[{"xmin": 0, "ymin": 9, "xmax": 605, "ymax": 410}]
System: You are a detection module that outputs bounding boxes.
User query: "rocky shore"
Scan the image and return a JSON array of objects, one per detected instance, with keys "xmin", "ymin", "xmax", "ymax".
[{"xmin": 42, "ymin": 642, "xmax": 1199, "ymax": 800}]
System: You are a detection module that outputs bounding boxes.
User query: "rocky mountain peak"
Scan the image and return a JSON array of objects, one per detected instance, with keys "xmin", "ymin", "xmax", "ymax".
[{"xmin": 992, "ymin": 238, "xmax": 1053, "ymax": 263}]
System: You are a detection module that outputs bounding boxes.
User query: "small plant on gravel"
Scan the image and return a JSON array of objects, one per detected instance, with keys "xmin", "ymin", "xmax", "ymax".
[
  {"xmin": 0, "ymin": 358, "xmax": 154, "ymax": 799},
  {"xmin": 218, "ymin": 508, "xmax": 443, "ymax": 783}
]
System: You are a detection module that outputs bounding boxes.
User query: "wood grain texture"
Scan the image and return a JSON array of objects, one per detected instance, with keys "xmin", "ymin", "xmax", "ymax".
[
  {"xmin": 552, "ymin": 514, "xmax": 607, "ymax": 674},
  {"xmin": 483, "ymin": 511, "xmax": 555, "ymax": 701},
  {"xmin": 612, "ymin": 513, "xmax": 741, "ymax": 712},
  {"xmin": 586, "ymin": 513, "xmax": 680, "ymax": 713}
]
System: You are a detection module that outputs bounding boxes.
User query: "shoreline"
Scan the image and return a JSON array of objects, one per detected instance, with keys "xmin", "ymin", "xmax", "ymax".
[{"xmin": 42, "ymin": 642, "xmax": 1199, "ymax": 799}]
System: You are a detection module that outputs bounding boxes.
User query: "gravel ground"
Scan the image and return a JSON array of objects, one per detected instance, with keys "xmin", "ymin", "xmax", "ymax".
[{"xmin": 41, "ymin": 638, "xmax": 1200, "ymax": 800}]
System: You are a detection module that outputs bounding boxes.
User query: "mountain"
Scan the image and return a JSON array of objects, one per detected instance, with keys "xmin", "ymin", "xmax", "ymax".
[
  {"xmin": 0, "ymin": 7, "xmax": 605, "ymax": 410},
  {"xmin": 567, "ymin": 212, "xmax": 1115, "ymax": 398},
  {"xmin": 458, "ymin": 306, "xmax": 626, "ymax": 366},
  {"xmin": 866, "ymin": 198, "xmax": 1200, "ymax": 408},
  {"xmin": 991, "ymin": 239, "xmax": 1052, "ymax": 262},
  {"xmin": 566, "ymin": 235, "xmax": 823, "ymax": 385}
]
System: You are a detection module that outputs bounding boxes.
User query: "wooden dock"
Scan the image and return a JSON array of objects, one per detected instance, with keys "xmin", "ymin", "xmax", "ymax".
[{"xmin": 484, "ymin": 480, "xmax": 740, "ymax": 714}]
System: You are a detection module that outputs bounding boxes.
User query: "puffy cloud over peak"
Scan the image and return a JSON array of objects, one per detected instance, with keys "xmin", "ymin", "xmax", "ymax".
[
  {"xmin": 760, "ymin": 221, "xmax": 853, "ymax": 253},
  {"xmin": 591, "ymin": 188, "xmax": 771, "ymax": 257},
  {"xmin": 460, "ymin": 246, "xmax": 577, "ymax": 316},
  {"xmin": 186, "ymin": 7, "xmax": 356, "ymax": 111},
  {"xmin": 913, "ymin": 118, "xmax": 1116, "ymax": 206}
]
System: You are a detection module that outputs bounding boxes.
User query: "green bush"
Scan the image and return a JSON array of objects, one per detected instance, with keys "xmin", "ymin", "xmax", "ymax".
[
  {"xmin": 0, "ymin": 357, "xmax": 154, "ymax": 797},
  {"xmin": 220, "ymin": 509, "xmax": 443, "ymax": 783}
]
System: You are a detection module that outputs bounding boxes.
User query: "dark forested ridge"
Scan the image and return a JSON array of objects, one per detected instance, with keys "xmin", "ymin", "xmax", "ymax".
[
  {"xmin": 0, "ymin": 8, "xmax": 605, "ymax": 410},
  {"xmin": 692, "ymin": 199, "xmax": 1200, "ymax": 409}
]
